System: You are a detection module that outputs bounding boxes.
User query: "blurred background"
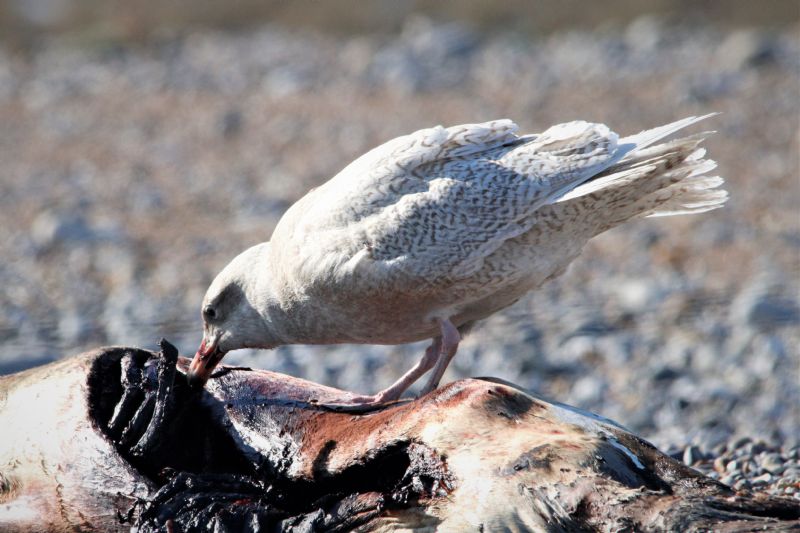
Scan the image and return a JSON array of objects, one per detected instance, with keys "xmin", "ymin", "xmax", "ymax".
[{"xmin": 0, "ymin": 1, "xmax": 797, "ymax": 454}]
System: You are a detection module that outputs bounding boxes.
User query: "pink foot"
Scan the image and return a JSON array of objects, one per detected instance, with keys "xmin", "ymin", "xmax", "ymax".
[{"xmin": 318, "ymin": 337, "xmax": 444, "ymax": 412}]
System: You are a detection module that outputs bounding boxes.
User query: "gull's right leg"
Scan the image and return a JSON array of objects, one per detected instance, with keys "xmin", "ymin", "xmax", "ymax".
[
  {"xmin": 344, "ymin": 337, "xmax": 442, "ymax": 407},
  {"xmin": 419, "ymin": 318, "xmax": 461, "ymax": 396},
  {"xmin": 372, "ymin": 337, "xmax": 442, "ymax": 403}
]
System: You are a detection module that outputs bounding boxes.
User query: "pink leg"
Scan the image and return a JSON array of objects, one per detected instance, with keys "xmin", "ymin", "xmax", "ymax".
[
  {"xmin": 323, "ymin": 318, "xmax": 460, "ymax": 411},
  {"xmin": 371, "ymin": 337, "xmax": 441, "ymax": 403},
  {"xmin": 345, "ymin": 337, "xmax": 441, "ymax": 406},
  {"xmin": 420, "ymin": 318, "xmax": 461, "ymax": 395}
]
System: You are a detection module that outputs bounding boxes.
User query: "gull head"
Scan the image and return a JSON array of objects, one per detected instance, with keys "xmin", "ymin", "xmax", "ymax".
[{"xmin": 187, "ymin": 242, "xmax": 278, "ymax": 388}]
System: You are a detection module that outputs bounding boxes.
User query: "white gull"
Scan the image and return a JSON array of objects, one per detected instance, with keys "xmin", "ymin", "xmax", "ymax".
[{"xmin": 187, "ymin": 115, "xmax": 727, "ymax": 406}]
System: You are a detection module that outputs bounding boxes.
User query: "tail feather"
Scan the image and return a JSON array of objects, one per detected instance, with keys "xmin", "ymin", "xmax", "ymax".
[
  {"xmin": 558, "ymin": 137, "xmax": 714, "ymax": 203},
  {"xmin": 599, "ymin": 133, "xmax": 710, "ymax": 176},
  {"xmin": 482, "ymin": 115, "xmax": 727, "ymax": 288},
  {"xmin": 617, "ymin": 113, "xmax": 719, "ymax": 152},
  {"xmin": 537, "ymin": 115, "xmax": 727, "ymax": 238},
  {"xmin": 645, "ymin": 176, "xmax": 728, "ymax": 217}
]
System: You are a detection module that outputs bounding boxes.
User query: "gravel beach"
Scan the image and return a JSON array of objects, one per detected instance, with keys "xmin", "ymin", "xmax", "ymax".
[{"xmin": 0, "ymin": 17, "xmax": 798, "ymax": 499}]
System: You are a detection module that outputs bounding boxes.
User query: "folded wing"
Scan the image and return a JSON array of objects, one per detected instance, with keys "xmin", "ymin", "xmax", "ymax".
[{"xmin": 279, "ymin": 115, "xmax": 723, "ymax": 292}]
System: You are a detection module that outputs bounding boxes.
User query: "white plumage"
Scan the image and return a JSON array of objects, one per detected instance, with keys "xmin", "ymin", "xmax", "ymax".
[{"xmin": 187, "ymin": 115, "xmax": 727, "ymax": 406}]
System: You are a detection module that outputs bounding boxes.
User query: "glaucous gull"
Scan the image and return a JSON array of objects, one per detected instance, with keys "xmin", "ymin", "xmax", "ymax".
[{"xmin": 187, "ymin": 115, "xmax": 726, "ymax": 406}]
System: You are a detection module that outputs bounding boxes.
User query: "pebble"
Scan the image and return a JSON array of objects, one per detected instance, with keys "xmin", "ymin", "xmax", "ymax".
[
  {"xmin": 747, "ymin": 295, "xmax": 800, "ymax": 331},
  {"xmin": 751, "ymin": 473, "xmax": 772, "ymax": 486},
  {"xmin": 31, "ymin": 211, "xmax": 94, "ymax": 250},
  {"xmin": 219, "ymin": 109, "xmax": 243, "ymax": 138},
  {"xmin": 762, "ymin": 454, "xmax": 785, "ymax": 475},
  {"xmin": 682, "ymin": 445, "xmax": 701, "ymax": 466},
  {"xmin": 716, "ymin": 30, "xmax": 781, "ymax": 71},
  {"xmin": 680, "ymin": 438, "xmax": 800, "ymax": 499}
]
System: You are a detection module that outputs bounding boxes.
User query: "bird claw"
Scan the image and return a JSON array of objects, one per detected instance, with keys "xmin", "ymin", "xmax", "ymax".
[{"xmin": 316, "ymin": 394, "xmax": 411, "ymax": 413}]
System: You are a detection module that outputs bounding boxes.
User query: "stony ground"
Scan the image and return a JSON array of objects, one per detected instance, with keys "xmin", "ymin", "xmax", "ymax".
[{"xmin": 0, "ymin": 19, "xmax": 797, "ymax": 499}]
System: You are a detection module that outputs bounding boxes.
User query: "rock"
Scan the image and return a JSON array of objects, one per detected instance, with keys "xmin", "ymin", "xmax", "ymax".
[
  {"xmin": 219, "ymin": 108, "xmax": 243, "ymax": 138},
  {"xmin": 624, "ymin": 15, "xmax": 664, "ymax": 53},
  {"xmin": 726, "ymin": 459, "xmax": 741, "ymax": 473},
  {"xmin": 367, "ymin": 17, "xmax": 477, "ymax": 93},
  {"xmin": 683, "ymin": 445, "xmax": 702, "ymax": 465},
  {"xmin": 751, "ymin": 473, "xmax": 773, "ymax": 486},
  {"xmin": 58, "ymin": 310, "xmax": 95, "ymax": 345},
  {"xmin": 749, "ymin": 439, "xmax": 770, "ymax": 454},
  {"xmin": 612, "ymin": 277, "xmax": 656, "ymax": 312},
  {"xmin": 10, "ymin": 0, "xmax": 73, "ymax": 28},
  {"xmin": 31, "ymin": 211, "xmax": 94, "ymax": 251},
  {"xmin": 401, "ymin": 16, "xmax": 478, "ymax": 61},
  {"xmin": 747, "ymin": 295, "xmax": 800, "ymax": 330},
  {"xmin": 654, "ymin": 365, "xmax": 683, "ymax": 382},
  {"xmin": 570, "ymin": 374, "xmax": 606, "ymax": 407},
  {"xmin": 262, "ymin": 65, "xmax": 312, "ymax": 97},
  {"xmin": 102, "ymin": 285, "xmax": 162, "ymax": 346},
  {"xmin": 762, "ymin": 453, "xmax": 787, "ymax": 475},
  {"xmin": 716, "ymin": 31, "xmax": 781, "ymax": 71}
]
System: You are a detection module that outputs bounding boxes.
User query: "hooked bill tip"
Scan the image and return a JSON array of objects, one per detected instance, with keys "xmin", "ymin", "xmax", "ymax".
[{"xmin": 186, "ymin": 369, "xmax": 209, "ymax": 388}]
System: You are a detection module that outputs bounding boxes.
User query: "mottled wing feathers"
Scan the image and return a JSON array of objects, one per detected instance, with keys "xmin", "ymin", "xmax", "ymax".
[
  {"xmin": 354, "ymin": 120, "xmax": 630, "ymax": 280},
  {"xmin": 312, "ymin": 120, "xmax": 521, "ymax": 223},
  {"xmin": 281, "ymin": 116, "xmax": 723, "ymax": 294}
]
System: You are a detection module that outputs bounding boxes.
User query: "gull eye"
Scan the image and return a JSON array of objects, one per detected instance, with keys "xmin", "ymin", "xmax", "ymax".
[{"xmin": 203, "ymin": 305, "xmax": 217, "ymax": 321}]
